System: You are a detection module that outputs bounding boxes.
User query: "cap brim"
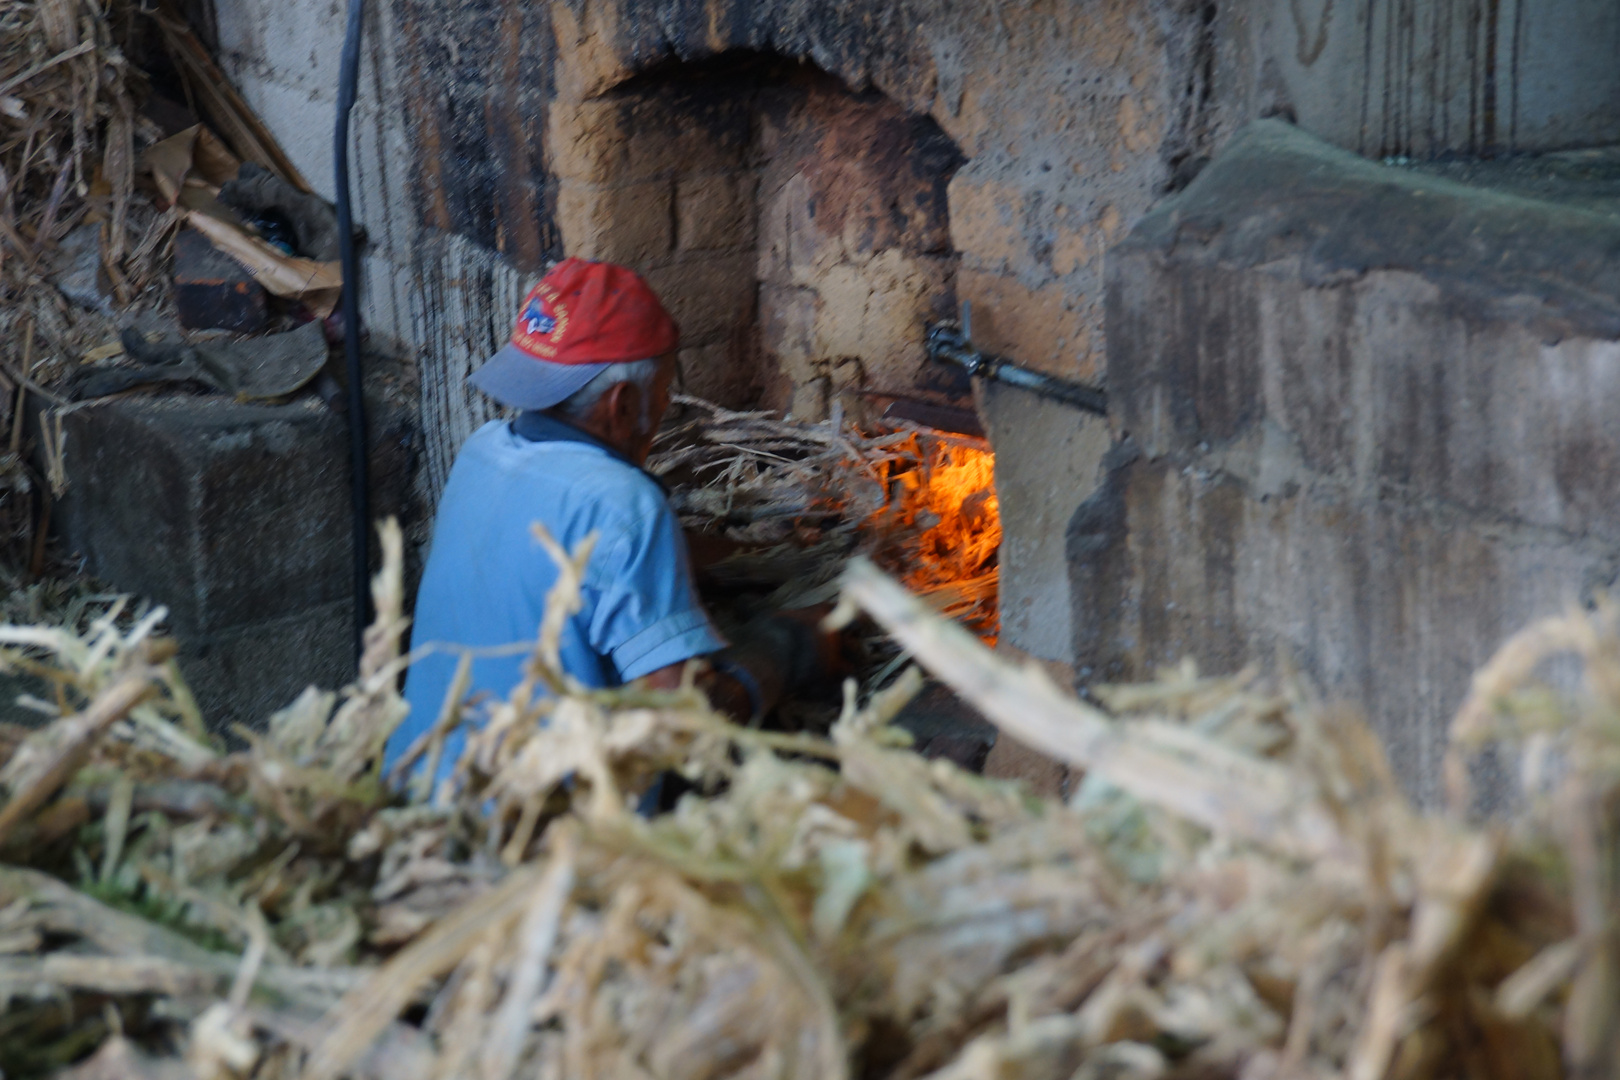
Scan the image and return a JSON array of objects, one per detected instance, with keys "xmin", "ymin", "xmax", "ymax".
[{"xmin": 467, "ymin": 343, "xmax": 613, "ymax": 410}]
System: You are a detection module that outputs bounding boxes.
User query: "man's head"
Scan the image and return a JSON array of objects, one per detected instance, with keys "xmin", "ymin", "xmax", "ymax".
[
  {"xmin": 548, "ymin": 353, "xmax": 676, "ymax": 463},
  {"xmin": 468, "ymin": 258, "xmax": 679, "ymax": 460}
]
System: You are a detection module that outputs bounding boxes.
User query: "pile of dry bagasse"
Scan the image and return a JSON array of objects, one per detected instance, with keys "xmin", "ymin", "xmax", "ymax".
[
  {"xmin": 0, "ymin": 516, "xmax": 1613, "ymax": 1080},
  {"xmin": 0, "ymin": 0, "xmax": 159, "ymax": 576},
  {"xmin": 1, "ymin": 0, "xmax": 329, "ymax": 588}
]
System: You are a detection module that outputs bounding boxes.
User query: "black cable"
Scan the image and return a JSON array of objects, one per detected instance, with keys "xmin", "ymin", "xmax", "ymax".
[{"xmin": 335, "ymin": 0, "xmax": 369, "ymax": 662}]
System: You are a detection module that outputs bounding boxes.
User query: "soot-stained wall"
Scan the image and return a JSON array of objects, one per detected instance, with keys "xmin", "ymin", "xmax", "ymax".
[
  {"xmin": 389, "ymin": 0, "xmax": 1229, "ymax": 455},
  {"xmin": 389, "ymin": 0, "xmax": 1230, "ymax": 669}
]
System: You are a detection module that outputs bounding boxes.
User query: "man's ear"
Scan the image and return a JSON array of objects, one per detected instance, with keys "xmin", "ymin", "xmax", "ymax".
[
  {"xmin": 599, "ymin": 379, "xmax": 643, "ymax": 443},
  {"xmin": 611, "ymin": 379, "xmax": 642, "ymax": 427}
]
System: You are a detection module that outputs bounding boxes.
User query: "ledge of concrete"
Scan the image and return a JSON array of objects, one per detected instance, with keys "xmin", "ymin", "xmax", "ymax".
[
  {"xmin": 977, "ymin": 380, "xmax": 1110, "ymax": 665},
  {"xmin": 1122, "ymin": 120, "xmax": 1620, "ymax": 342}
]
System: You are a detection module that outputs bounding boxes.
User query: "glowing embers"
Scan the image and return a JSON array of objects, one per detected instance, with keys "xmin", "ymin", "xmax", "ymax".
[{"xmin": 879, "ymin": 437, "xmax": 1000, "ymax": 641}]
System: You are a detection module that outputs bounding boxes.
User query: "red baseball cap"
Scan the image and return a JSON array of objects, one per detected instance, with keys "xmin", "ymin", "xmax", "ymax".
[{"xmin": 468, "ymin": 258, "xmax": 679, "ymax": 410}]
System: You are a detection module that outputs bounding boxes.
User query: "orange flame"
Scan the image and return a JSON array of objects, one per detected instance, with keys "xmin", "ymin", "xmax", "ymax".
[{"xmin": 894, "ymin": 441, "xmax": 1000, "ymax": 641}]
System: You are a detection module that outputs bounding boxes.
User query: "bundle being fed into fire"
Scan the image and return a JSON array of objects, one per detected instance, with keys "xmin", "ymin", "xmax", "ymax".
[{"xmin": 648, "ymin": 395, "xmax": 1003, "ymax": 661}]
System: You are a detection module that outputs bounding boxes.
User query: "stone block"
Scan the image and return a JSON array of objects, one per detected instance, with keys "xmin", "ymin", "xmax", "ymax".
[
  {"xmin": 552, "ymin": 92, "xmax": 751, "ymax": 187},
  {"xmin": 173, "ymin": 229, "xmax": 268, "ymax": 333},
  {"xmin": 55, "ymin": 396, "xmax": 352, "ymax": 637},
  {"xmin": 1048, "ymin": 205, "xmax": 1122, "ymax": 279},
  {"xmin": 809, "ymin": 250, "xmax": 954, "ymax": 387},
  {"xmin": 555, "ymin": 179, "xmax": 674, "ymax": 269},
  {"xmin": 947, "ymin": 174, "xmax": 1029, "ymax": 274},
  {"xmin": 645, "ymin": 253, "xmax": 756, "ymax": 346},
  {"xmin": 1113, "ymin": 256, "xmax": 1620, "ymax": 541},
  {"xmin": 675, "ymin": 341, "xmax": 751, "ymax": 408},
  {"xmin": 1111, "ymin": 122, "xmax": 1620, "ymax": 538},
  {"xmin": 548, "ymin": 2, "xmax": 634, "ymax": 103},
  {"xmin": 977, "ymin": 381, "xmax": 1110, "ymax": 664},
  {"xmin": 51, "ymin": 396, "xmax": 374, "ymax": 732},
  {"xmin": 956, "ymin": 269, "xmax": 1098, "ymax": 383},
  {"xmin": 622, "ymin": 96, "xmax": 750, "ymax": 181},
  {"xmin": 1072, "ymin": 449, "xmax": 1611, "ymax": 806},
  {"xmin": 178, "ymin": 601, "xmax": 354, "ymax": 733},
  {"xmin": 546, "ymin": 100, "xmax": 628, "ymax": 185},
  {"xmin": 677, "ymin": 173, "xmax": 755, "ymax": 252},
  {"xmin": 1094, "ymin": 121, "xmax": 1620, "ymax": 803}
]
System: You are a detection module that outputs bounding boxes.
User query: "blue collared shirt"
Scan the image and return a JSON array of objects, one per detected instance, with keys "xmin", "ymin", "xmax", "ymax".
[{"xmin": 388, "ymin": 417, "xmax": 725, "ymax": 772}]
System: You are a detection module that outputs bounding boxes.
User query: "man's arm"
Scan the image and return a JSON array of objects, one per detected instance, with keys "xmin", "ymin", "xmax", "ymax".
[
  {"xmin": 638, "ymin": 608, "xmax": 840, "ymax": 724},
  {"xmin": 638, "ymin": 657, "xmax": 779, "ymax": 722},
  {"xmin": 591, "ymin": 483, "xmax": 838, "ymax": 722},
  {"xmin": 639, "ymin": 663, "xmax": 686, "ymax": 691}
]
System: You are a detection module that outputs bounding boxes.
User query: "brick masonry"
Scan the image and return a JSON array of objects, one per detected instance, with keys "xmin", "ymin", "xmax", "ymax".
[{"xmin": 543, "ymin": 63, "xmax": 968, "ymax": 424}]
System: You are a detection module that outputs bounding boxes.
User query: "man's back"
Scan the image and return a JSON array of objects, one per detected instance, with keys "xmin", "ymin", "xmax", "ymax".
[{"xmin": 389, "ymin": 418, "xmax": 722, "ymax": 769}]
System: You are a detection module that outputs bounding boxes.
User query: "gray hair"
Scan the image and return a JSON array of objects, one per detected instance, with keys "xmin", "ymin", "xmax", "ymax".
[{"xmin": 550, "ymin": 358, "xmax": 661, "ymax": 424}]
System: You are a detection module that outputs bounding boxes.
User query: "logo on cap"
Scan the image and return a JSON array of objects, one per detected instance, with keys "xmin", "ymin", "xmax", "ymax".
[
  {"xmin": 509, "ymin": 281, "xmax": 571, "ymax": 360},
  {"xmin": 522, "ymin": 294, "xmax": 556, "ymax": 336}
]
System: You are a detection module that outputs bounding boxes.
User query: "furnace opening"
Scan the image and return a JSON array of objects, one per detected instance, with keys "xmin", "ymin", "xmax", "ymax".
[
  {"xmin": 563, "ymin": 54, "xmax": 998, "ymax": 651},
  {"xmin": 649, "ymin": 400, "xmax": 1002, "ymax": 703}
]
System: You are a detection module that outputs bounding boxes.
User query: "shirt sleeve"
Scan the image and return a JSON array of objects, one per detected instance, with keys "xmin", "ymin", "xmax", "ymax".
[{"xmin": 584, "ymin": 486, "xmax": 726, "ymax": 682}]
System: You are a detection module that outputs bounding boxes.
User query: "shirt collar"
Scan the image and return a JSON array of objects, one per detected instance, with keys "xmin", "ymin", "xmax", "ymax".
[{"xmin": 510, "ymin": 410, "xmax": 667, "ymax": 492}]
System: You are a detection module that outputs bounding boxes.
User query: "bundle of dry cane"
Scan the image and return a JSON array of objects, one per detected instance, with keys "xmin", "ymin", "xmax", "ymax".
[
  {"xmin": 0, "ymin": 518, "xmax": 1614, "ymax": 1080},
  {"xmin": 1, "ymin": 0, "xmax": 141, "ymax": 284},
  {"xmin": 649, "ymin": 396, "xmax": 1001, "ymax": 640}
]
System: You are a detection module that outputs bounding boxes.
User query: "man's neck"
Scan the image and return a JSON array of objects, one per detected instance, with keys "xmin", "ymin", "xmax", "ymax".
[
  {"xmin": 543, "ymin": 409, "xmax": 627, "ymax": 453},
  {"xmin": 511, "ymin": 410, "xmax": 665, "ymax": 490},
  {"xmin": 512, "ymin": 410, "xmax": 633, "ymax": 461}
]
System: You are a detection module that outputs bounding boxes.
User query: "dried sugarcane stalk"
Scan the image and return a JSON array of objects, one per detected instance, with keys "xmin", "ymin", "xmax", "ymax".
[
  {"xmin": 0, "ymin": 658, "xmax": 158, "ymax": 846},
  {"xmin": 838, "ymin": 556, "xmax": 1354, "ymax": 866},
  {"xmin": 301, "ymin": 857, "xmax": 558, "ymax": 1080}
]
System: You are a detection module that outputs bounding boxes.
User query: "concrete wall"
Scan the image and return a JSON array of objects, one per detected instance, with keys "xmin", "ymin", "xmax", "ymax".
[
  {"xmin": 1255, "ymin": 0, "xmax": 1620, "ymax": 159},
  {"xmin": 56, "ymin": 398, "xmax": 357, "ymax": 729},
  {"xmin": 214, "ymin": 0, "xmax": 420, "ymax": 360},
  {"xmin": 1094, "ymin": 121, "xmax": 1620, "ymax": 802}
]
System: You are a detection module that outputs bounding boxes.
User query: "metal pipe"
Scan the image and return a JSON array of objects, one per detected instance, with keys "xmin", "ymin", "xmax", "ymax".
[
  {"xmin": 335, "ymin": 0, "xmax": 370, "ymax": 660},
  {"xmin": 925, "ymin": 321, "xmax": 1108, "ymax": 417}
]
